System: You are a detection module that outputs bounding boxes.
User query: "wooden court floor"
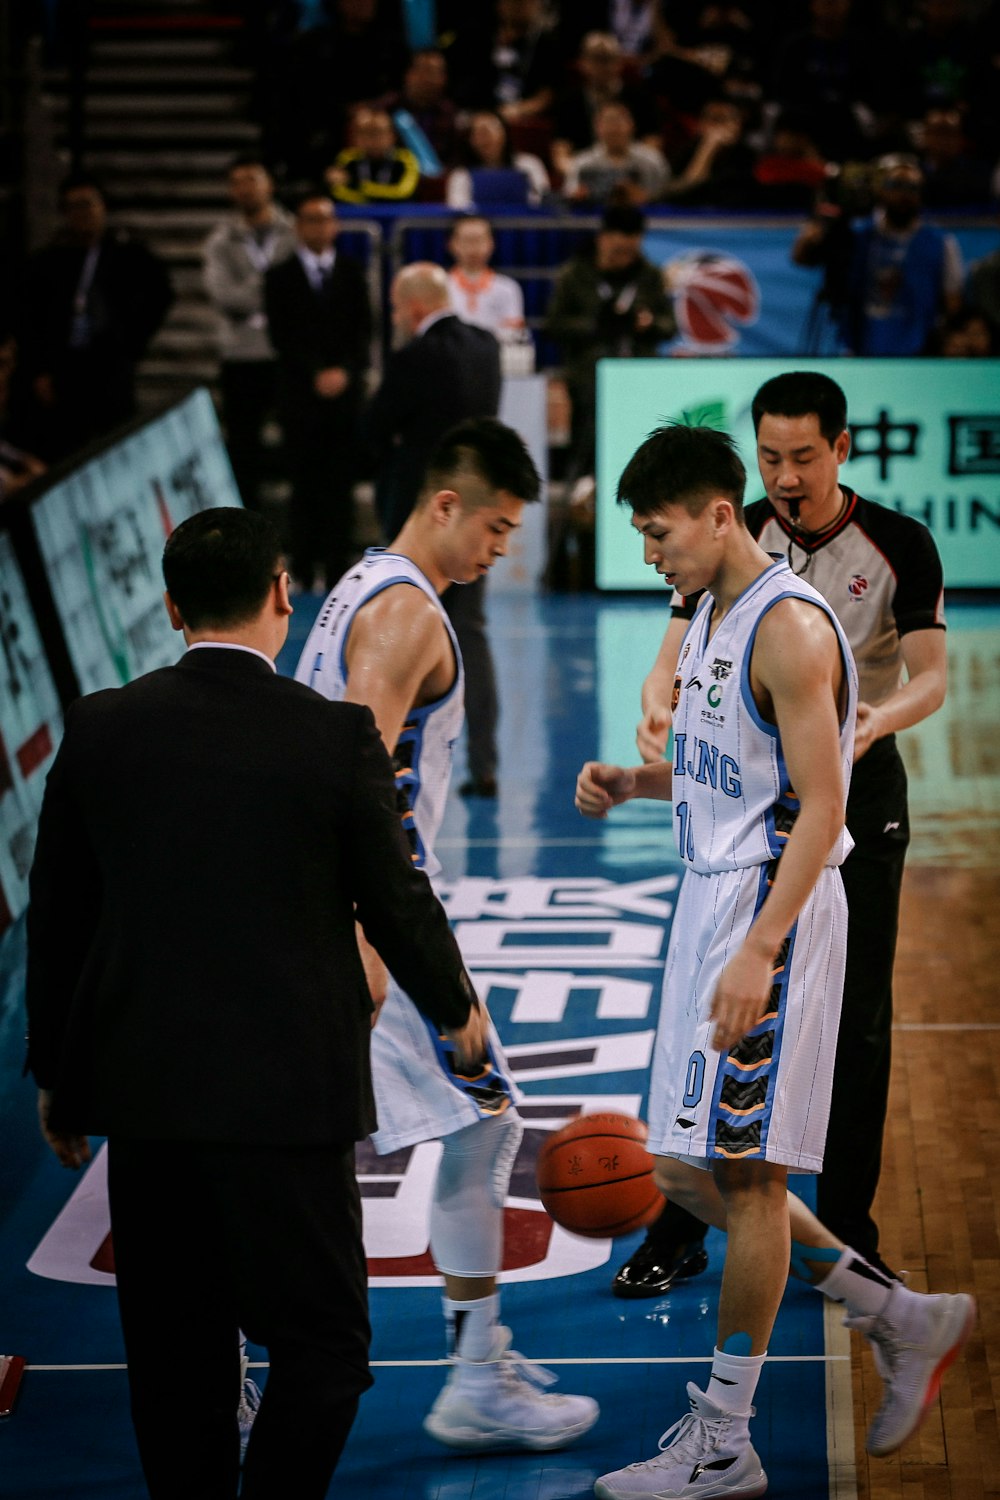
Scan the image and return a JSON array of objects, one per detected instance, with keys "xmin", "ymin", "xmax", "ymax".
[{"xmin": 850, "ymin": 609, "xmax": 1000, "ymax": 1500}]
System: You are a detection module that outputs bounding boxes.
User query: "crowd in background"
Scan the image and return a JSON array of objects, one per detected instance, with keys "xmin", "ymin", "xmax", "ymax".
[{"xmin": 2, "ymin": 0, "xmax": 1000, "ymax": 530}]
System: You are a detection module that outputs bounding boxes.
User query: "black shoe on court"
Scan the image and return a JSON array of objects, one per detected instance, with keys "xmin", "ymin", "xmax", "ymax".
[
  {"xmin": 459, "ymin": 776, "xmax": 498, "ymax": 799},
  {"xmin": 612, "ymin": 1235, "xmax": 709, "ymax": 1299}
]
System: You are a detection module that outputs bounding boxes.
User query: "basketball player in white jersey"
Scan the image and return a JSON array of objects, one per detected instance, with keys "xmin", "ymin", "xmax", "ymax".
[
  {"xmin": 295, "ymin": 417, "xmax": 599, "ymax": 1452},
  {"xmin": 576, "ymin": 425, "xmax": 973, "ymax": 1499}
]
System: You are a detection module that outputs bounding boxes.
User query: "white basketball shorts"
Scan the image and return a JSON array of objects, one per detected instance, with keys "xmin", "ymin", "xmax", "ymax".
[
  {"xmin": 647, "ymin": 862, "xmax": 847, "ymax": 1173},
  {"xmin": 369, "ymin": 978, "xmax": 521, "ymax": 1155}
]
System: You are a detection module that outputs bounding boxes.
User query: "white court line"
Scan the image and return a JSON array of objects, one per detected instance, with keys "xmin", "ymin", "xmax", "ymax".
[{"xmin": 26, "ymin": 1354, "xmax": 849, "ymax": 1373}]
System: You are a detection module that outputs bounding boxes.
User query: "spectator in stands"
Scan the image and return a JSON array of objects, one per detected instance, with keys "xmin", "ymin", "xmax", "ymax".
[
  {"xmin": 378, "ymin": 47, "xmax": 461, "ymax": 170},
  {"xmin": 545, "ymin": 204, "xmax": 675, "ymax": 493},
  {"xmin": 326, "ymin": 107, "xmax": 421, "ymax": 203},
  {"xmin": 929, "ymin": 305, "xmax": 996, "ymax": 355},
  {"xmin": 913, "ymin": 106, "xmax": 993, "ymax": 208},
  {"xmin": 792, "ymin": 153, "xmax": 964, "ymax": 354},
  {"xmin": 445, "ymin": 110, "xmax": 551, "ymax": 209},
  {"xmin": 751, "ymin": 110, "xmax": 829, "ymax": 211},
  {"xmin": 264, "ymin": 194, "xmax": 371, "ymax": 592},
  {"xmin": 258, "ymin": 0, "xmax": 409, "ymax": 179},
  {"xmin": 662, "ymin": 95, "xmax": 757, "ymax": 206},
  {"xmin": 454, "ymin": 0, "xmax": 563, "ymax": 124},
  {"xmin": 559, "ymin": 0, "xmax": 659, "ymax": 64},
  {"xmin": 0, "ymin": 331, "xmax": 45, "ymax": 502},
  {"xmin": 550, "ymin": 30, "xmax": 661, "ymax": 179},
  {"xmin": 202, "ymin": 154, "xmax": 297, "ymax": 510},
  {"xmin": 645, "ymin": 1, "xmax": 765, "ymax": 120},
  {"xmin": 966, "ymin": 231, "xmax": 1000, "ymax": 339},
  {"xmin": 19, "ymin": 174, "xmax": 173, "ymax": 461},
  {"xmin": 768, "ymin": 0, "xmax": 888, "ymax": 163},
  {"xmin": 446, "ymin": 215, "xmax": 529, "ymax": 362},
  {"xmin": 895, "ymin": 0, "xmax": 977, "ymax": 122},
  {"xmin": 560, "ymin": 101, "xmax": 670, "ymax": 207}
]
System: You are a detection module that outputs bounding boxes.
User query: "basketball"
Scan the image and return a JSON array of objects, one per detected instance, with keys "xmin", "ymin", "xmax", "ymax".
[{"xmin": 535, "ymin": 1113, "xmax": 662, "ymax": 1239}]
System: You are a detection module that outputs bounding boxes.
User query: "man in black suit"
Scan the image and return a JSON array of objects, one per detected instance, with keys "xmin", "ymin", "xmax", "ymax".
[
  {"xmin": 19, "ymin": 174, "xmax": 173, "ymax": 461},
  {"xmin": 265, "ymin": 193, "xmax": 371, "ymax": 591},
  {"xmin": 364, "ymin": 262, "xmax": 503, "ymax": 795},
  {"xmin": 26, "ymin": 507, "xmax": 486, "ymax": 1500}
]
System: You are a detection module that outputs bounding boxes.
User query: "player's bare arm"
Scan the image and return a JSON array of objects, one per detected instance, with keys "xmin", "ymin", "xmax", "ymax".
[
  {"xmin": 343, "ymin": 584, "xmax": 454, "ymax": 750},
  {"xmin": 637, "ymin": 614, "xmax": 687, "ymax": 763},
  {"xmin": 854, "ymin": 626, "xmax": 946, "ymax": 760},
  {"xmin": 575, "ymin": 758, "xmax": 672, "ymax": 818},
  {"xmin": 709, "ymin": 599, "xmax": 848, "ymax": 1052},
  {"xmin": 344, "ymin": 584, "xmax": 455, "ymax": 1011}
]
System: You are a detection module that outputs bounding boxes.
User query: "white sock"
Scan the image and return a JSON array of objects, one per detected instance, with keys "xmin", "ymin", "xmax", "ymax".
[
  {"xmin": 706, "ymin": 1347, "xmax": 765, "ymax": 1418},
  {"xmin": 443, "ymin": 1291, "xmax": 500, "ymax": 1361},
  {"xmin": 816, "ymin": 1246, "xmax": 897, "ymax": 1318}
]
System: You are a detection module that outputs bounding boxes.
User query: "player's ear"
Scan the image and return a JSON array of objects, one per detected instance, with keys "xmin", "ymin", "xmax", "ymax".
[
  {"xmin": 834, "ymin": 427, "xmax": 851, "ymax": 464},
  {"xmin": 431, "ymin": 488, "xmax": 461, "ymax": 524}
]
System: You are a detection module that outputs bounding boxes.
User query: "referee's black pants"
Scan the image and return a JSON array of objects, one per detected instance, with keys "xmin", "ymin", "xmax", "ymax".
[
  {"xmin": 108, "ymin": 1137, "xmax": 372, "ymax": 1499},
  {"xmin": 816, "ymin": 735, "xmax": 909, "ymax": 1261}
]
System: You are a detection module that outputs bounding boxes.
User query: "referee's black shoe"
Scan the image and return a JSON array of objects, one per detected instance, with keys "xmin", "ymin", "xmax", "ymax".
[{"xmin": 611, "ymin": 1234, "xmax": 709, "ymax": 1299}]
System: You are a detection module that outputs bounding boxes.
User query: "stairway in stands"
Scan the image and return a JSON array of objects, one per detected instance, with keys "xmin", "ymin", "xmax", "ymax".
[{"xmin": 45, "ymin": 0, "xmax": 262, "ymax": 418}]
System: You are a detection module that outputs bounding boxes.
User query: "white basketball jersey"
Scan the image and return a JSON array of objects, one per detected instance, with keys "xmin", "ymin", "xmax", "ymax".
[
  {"xmin": 294, "ymin": 549, "xmax": 464, "ymax": 878},
  {"xmin": 671, "ymin": 559, "xmax": 857, "ymax": 875}
]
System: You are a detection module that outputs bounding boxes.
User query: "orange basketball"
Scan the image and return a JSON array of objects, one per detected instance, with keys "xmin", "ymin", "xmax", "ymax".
[{"xmin": 535, "ymin": 1113, "xmax": 662, "ymax": 1239}]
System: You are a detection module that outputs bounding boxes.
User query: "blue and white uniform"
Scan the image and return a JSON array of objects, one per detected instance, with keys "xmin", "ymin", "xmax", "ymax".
[
  {"xmin": 295, "ymin": 549, "xmax": 519, "ymax": 1152},
  {"xmin": 648, "ymin": 559, "xmax": 858, "ymax": 1173}
]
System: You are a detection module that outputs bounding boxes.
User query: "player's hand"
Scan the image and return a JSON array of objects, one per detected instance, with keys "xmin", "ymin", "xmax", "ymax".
[
  {"xmin": 853, "ymin": 701, "xmax": 883, "ymax": 762},
  {"xmin": 355, "ymin": 923, "xmax": 389, "ymax": 1029},
  {"xmin": 37, "ymin": 1090, "xmax": 91, "ymax": 1170},
  {"xmin": 708, "ymin": 945, "xmax": 774, "ymax": 1053},
  {"xmin": 636, "ymin": 705, "xmax": 670, "ymax": 763},
  {"xmin": 444, "ymin": 1004, "xmax": 490, "ymax": 1075},
  {"xmin": 575, "ymin": 761, "xmax": 635, "ymax": 819}
]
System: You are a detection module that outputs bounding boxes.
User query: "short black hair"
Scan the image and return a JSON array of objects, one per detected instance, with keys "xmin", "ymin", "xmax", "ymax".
[
  {"xmin": 59, "ymin": 172, "xmax": 107, "ymax": 206},
  {"xmin": 420, "ymin": 417, "xmax": 542, "ymax": 507},
  {"xmin": 617, "ymin": 424, "xmax": 746, "ymax": 518},
  {"xmin": 228, "ymin": 151, "xmax": 272, "ymax": 174},
  {"xmin": 600, "ymin": 203, "xmax": 645, "ymax": 236},
  {"xmin": 162, "ymin": 508, "xmax": 283, "ymax": 630},
  {"xmin": 751, "ymin": 371, "xmax": 848, "ymax": 446}
]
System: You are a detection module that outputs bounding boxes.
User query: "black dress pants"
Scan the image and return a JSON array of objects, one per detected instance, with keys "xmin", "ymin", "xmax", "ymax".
[
  {"xmin": 443, "ymin": 575, "xmax": 498, "ymax": 783},
  {"xmin": 108, "ymin": 1137, "xmax": 372, "ymax": 1500},
  {"xmin": 220, "ymin": 360, "xmax": 279, "ymax": 509},
  {"xmin": 281, "ymin": 394, "xmax": 358, "ymax": 590}
]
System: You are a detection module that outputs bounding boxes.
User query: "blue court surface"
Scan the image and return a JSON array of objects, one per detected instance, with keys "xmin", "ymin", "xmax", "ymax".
[{"xmin": 1, "ymin": 590, "xmax": 861, "ymax": 1499}]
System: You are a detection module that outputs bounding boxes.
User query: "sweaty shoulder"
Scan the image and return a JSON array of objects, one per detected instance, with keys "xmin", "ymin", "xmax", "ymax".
[
  {"xmin": 348, "ymin": 578, "xmax": 445, "ymax": 661},
  {"xmin": 754, "ymin": 593, "xmax": 841, "ymax": 678}
]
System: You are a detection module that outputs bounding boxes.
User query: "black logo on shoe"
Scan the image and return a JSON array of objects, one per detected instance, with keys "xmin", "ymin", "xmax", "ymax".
[{"xmin": 689, "ymin": 1457, "xmax": 738, "ymax": 1481}]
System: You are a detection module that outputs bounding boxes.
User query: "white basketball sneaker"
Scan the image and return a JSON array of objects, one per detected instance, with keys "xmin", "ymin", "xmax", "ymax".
[
  {"xmin": 846, "ymin": 1286, "xmax": 976, "ymax": 1456},
  {"xmin": 594, "ymin": 1383, "xmax": 767, "ymax": 1500},
  {"xmin": 423, "ymin": 1326, "xmax": 599, "ymax": 1452}
]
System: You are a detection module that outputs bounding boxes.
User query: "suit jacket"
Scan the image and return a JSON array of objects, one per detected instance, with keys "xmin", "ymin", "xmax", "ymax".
[
  {"xmin": 264, "ymin": 250, "xmax": 371, "ymax": 411},
  {"xmin": 25, "ymin": 648, "xmax": 474, "ymax": 1145},
  {"xmin": 362, "ymin": 312, "xmax": 502, "ymax": 537}
]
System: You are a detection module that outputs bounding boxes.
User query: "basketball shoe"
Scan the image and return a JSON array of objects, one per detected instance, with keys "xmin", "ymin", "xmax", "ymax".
[
  {"xmin": 594, "ymin": 1384, "xmax": 767, "ymax": 1500},
  {"xmin": 423, "ymin": 1326, "xmax": 599, "ymax": 1452},
  {"xmin": 846, "ymin": 1285, "xmax": 976, "ymax": 1456}
]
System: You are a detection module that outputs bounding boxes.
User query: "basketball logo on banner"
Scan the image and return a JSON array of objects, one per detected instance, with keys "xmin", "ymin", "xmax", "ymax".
[{"xmin": 665, "ymin": 252, "xmax": 760, "ymax": 352}]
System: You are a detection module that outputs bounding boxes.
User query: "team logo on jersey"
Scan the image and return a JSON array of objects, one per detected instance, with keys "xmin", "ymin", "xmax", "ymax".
[
  {"xmin": 671, "ymin": 673, "xmax": 682, "ymax": 712},
  {"xmin": 848, "ymin": 574, "xmax": 869, "ymax": 599},
  {"xmin": 707, "ymin": 684, "xmax": 723, "ymax": 708},
  {"xmin": 709, "ymin": 658, "xmax": 732, "ymax": 681}
]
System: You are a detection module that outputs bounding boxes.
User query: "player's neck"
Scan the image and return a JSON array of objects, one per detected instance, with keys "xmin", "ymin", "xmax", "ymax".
[
  {"xmin": 708, "ymin": 534, "xmax": 776, "ymax": 620},
  {"xmin": 385, "ymin": 521, "xmax": 448, "ymax": 594}
]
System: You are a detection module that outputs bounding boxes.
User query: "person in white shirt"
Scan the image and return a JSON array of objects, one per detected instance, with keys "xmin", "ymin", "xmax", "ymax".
[
  {"xmin": 446, "ymin": 216, "xmax": 527, "ymax": 347},
  {"xmin": 561, "ymin": 100, "xmax": 670, "ymax": 207}
]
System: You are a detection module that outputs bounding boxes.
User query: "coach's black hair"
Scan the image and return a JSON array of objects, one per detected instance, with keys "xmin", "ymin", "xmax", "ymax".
[
  {"xmin": 162, "ymin": 508, "xmax": 283, "ymax": 630},
  {"xmin": 616, "ymin": 423, "xmax": 746, "ymax": 518}
]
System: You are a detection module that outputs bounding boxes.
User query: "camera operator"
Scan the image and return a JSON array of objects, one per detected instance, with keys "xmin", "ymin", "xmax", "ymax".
[{"xmin": 792, "ymin": 154, "xmax": 963, "ymax": 355}]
